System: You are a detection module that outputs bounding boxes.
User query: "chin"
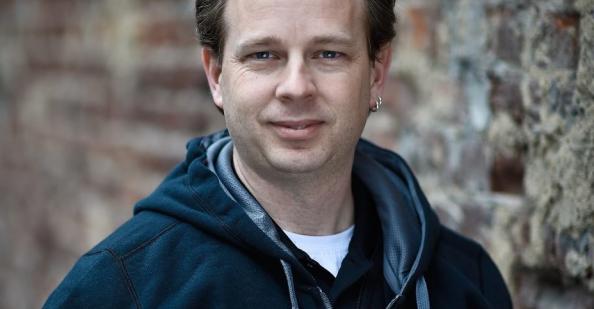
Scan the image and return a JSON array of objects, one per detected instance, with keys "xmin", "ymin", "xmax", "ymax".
[
  {"xmin": 266, "ymin": 149, "xmax": 329, "ymax": 175},
  {"xmin": 269, "ymin": 158, "xmax": 326, "ymax": 174}
]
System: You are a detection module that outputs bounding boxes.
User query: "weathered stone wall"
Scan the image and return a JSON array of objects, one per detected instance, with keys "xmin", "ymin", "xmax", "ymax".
[
  {"xmin": 375, "ymin": 0, "xmax": 594, "ymax": 307},
  {"xmin": 0, "ymin": 0, "xmax": 592, "ymax": 308}
]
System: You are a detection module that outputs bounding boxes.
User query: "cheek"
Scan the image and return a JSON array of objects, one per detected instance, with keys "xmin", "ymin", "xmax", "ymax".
[
  {"xmin": 332, "ymin": 74, "xmax": 371, "ymax": 112},
  {"xmin": 220, "ymin": 78, "xmax": 269, "ymax": 136},
  {"xmin": 225, "ymin": 73, "xmax": 274, "ymax": 108},
  {"xmin": 342, "ymin": 77, "xmax": 372, "ymax": 131}
]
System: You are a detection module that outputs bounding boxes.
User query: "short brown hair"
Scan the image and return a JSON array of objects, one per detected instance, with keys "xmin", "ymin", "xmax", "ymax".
[{"xmin": 195, "ymin": 0, "xmax": 396, "ymax": 62}]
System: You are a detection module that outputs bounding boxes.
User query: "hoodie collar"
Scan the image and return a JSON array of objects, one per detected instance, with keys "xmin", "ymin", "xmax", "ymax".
[
  {"xmin": 136, "ymin": 130, "xmax": 440, "ymax": 307},
  {"xmin": 354, "ymin": 139, "xmax": 440, "ymax": 305}
]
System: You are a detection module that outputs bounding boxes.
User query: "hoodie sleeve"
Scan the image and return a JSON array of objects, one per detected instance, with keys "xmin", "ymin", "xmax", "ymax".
[
  {"xmin": 43, "ymin": 250, "xmax": 138, "ymax": 309},
  {"xmin": 479, "ymin": 248, "xmax": 513, "ymax": 309}
]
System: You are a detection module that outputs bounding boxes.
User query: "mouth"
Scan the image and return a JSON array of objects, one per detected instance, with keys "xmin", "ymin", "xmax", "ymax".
[
  {"xmin": 269, "ymin": 120, "xmax": 325, "ymax": 140},
  {"xmin": 271, "ymin": 120, "xmax": 324, "ymax": 130}
]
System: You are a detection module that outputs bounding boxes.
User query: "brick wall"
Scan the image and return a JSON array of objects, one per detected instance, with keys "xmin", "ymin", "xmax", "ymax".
[
  {"xmin": 0, "ymin": 1, "xmax": 225, "ymax": 308},
  {"xmin": 1, "ymin": 0, "xmax": 592, "ymax": 308}
]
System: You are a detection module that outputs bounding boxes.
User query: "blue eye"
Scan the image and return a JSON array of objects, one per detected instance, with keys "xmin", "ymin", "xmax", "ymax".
[
  {"xmin": 320, "ymin": 51, "xmax": 340, "ymax": 59},
  {"xmin": 254, "ymin": 51, "xmax": 272, "ymax": 60}
]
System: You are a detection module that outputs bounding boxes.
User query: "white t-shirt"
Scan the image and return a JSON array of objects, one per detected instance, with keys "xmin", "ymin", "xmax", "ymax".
[{"xmin": 283, "ymin": 225, "xmax": 355, "ymax": 277}]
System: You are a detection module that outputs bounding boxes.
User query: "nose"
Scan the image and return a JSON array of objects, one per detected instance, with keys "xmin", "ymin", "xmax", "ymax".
[{"xmin": 275, "ymin": 57, "xmax": 316, "ymax": 102}]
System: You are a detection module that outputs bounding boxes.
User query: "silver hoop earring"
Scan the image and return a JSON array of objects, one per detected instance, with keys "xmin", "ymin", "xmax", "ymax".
[{"xmin": 371, "ymin": 96, "xmax": 382, "ymax": 112}]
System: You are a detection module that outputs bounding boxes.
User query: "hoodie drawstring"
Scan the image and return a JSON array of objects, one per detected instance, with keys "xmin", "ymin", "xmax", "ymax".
[
  {"xmin": 281, "ymin": 260, "xmax": 300, "ymax": 309},
  {"xmin": 281, "ymin": 259, "xmax": 333, "ymax": 309},
  {"xmin": 415, "ymin": 276, "xmax": 430, "ymax": 309}
]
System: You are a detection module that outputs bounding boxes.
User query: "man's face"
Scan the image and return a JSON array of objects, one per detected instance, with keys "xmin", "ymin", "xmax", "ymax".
[{"xmin": 203, "ymin": 0, "xmax": 389, "ymax": 176}]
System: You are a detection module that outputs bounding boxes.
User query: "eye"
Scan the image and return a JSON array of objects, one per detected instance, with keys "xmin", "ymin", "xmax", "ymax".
[
  {"xmin": 251, "ymin": 51, "xmax": 273, "ymax": 60},
  {"xmin": 317, "ymin": 50, "xmax": 342, "ymax": 59}
]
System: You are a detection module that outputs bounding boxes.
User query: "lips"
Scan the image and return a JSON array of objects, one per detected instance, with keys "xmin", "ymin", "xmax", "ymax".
[
  {"xmin": 269, "ymin": 119, "xmax": 324, "ymax": 140},
  {"xmin": 271, "ymin": 120, "xmax": 324, "ymax": 130}
]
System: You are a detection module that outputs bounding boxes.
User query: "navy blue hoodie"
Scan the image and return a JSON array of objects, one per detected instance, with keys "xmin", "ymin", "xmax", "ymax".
[{"xmin": 44, "ymin": 130, "xmax": 512, "ymax": 308}]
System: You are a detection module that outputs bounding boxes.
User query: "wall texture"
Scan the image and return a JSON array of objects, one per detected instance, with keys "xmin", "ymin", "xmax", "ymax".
[
  {"xmin": 0, "ymin": 0, "xmax": 592, "ymax": 308},
  {"xmin": 0, "ymin": 1, "xmax": 225, "ymax": 308},
  {"xmin": 381, "ymin": 0, "xmax": 594, "ymax": 308}
]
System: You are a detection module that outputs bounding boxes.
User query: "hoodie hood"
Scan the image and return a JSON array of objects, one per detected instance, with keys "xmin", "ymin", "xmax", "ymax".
[
  {"xmin": 134, "ymin": 130, "xmax": 440, "ymax": 308},
  {"xmin": 354, "ymin": 139, "xmax": 440, "ymax": 308}
]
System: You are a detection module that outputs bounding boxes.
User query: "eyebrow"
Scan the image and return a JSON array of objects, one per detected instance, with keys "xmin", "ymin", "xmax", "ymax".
[
  {"xmin": 235, "ymin": 36, "xmax": 284, "ymax": 54},
  {"xmin": 310, "ymin": 34, "xmax": 355, "ymax": 47},
  {"xmin": 234, "ymin": 34, "xmax": 356, "ymax": 54}
]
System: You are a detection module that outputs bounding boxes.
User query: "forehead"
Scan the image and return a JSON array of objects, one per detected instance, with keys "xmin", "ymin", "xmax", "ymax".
[{"xmin": 223, "ymin": 0, "xmax": 367, "ymax": 49}]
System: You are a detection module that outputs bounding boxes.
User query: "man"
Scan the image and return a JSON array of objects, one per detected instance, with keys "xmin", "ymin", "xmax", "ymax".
[{"xmin": 44, "ymin": 0, "xmax": 512, "ymax": 308}]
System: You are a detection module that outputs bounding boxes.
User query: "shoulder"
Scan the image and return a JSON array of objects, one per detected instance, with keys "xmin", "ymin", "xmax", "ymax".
[
  {"xmin": 43, "ymin": 212, "xmax": 210, "ymax": 308},
  {"xmin": 89, "ymin": 211, "xmax": 182, "ymax": 258},
  {"xmin": 43, "ymin": 249, "xmax": 138, "ymax": 308},
  {"xmin": 426, "ymin": 226, "xmax": 513, "ymax": 309}
]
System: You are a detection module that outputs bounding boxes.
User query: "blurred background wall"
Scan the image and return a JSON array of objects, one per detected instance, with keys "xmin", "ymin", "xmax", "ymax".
[{"xmin": 0, "ymin": 0, "xmax": 592, "ymax": 308}]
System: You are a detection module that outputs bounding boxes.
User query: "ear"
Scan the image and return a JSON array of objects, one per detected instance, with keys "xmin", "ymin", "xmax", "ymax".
[
  {"xmin": 201, "ymin": 47, "xmax": 224, "ymax": 110},
  {"xmin": 369, "ymin": 44, "xmax": 392, "ymax": 110}
]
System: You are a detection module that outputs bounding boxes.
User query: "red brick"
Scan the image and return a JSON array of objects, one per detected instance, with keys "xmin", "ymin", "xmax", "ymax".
[
  {"xmin": 126, "ymin": 105, "xmax": 211, "ymax": 132},
  {"xmin": 137, "ymin": 18, "xmax": 197, "ymax": 47},
  {"xmin": 405, "ymin": 7, "xmax": 439, "ymax": 56},
  {"xmin": 137, "ymin": 67, "xmax": 208, "ymax": 90},
  {"xmin": 490, "ymin": 154, "xmax": 525, "ymax": 194}
]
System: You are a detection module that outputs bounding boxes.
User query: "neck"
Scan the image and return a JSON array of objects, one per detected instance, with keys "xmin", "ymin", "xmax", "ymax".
[{"xmin": 232, "ymin": 149, "xmax": 355, "ymax": 236}]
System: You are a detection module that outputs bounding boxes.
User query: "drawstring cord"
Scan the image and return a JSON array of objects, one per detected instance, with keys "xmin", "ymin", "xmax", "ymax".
[
  {"xmin": 415, "ymin": 276, "xmax": 430, "ymax": 309},
  {"xmin": 281, "ymin": 260, "xmax": 299, "ymax": 309},
  {"xmin": 280, "ymin": 260, "xmax": 332, "ymax": 309}
]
